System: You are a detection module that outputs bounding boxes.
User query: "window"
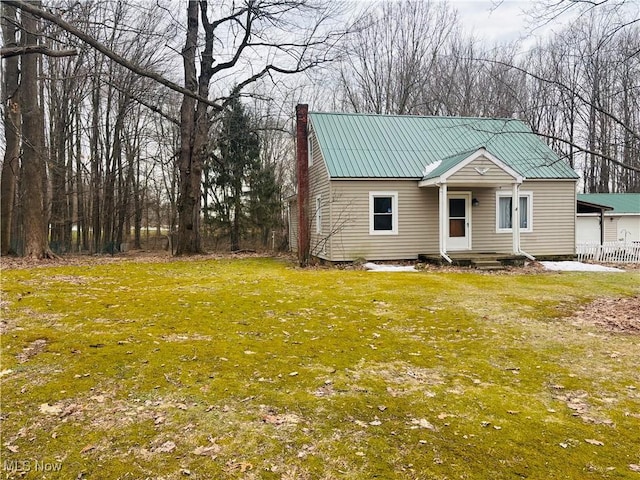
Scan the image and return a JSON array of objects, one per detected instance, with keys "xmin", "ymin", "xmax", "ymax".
[
  {"xmin": 369, "ymin": 192, "xmax": 398, "ymax": 235},
  {"xmin": 496, "ymin": 191, "xmax": 533, "ymax": 233},
  {"xmin": 315, "ymin": 196, "xmax": 322, "ymax": 234},
  {"xmin": 308, "ymin": 133, "xmax": 314, "ymax": 167}
]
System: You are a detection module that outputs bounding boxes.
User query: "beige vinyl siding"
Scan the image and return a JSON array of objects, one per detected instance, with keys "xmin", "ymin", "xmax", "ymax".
[
  {"xmin": 467, "ymin": 187, "xmax": 511, "ymax": 252},
  {"xmin": 520, "ymin": 181, "xmax": 576, "ymax": 256},
  {"xmin": 308, "ymin": 132, "xmax": 331, "ymax": 260},
  {"xmin": 311, "ymin": 176, "xmax": 576, "ymax": 261},
  {"xmin": 518, "ymin": 181, "xmax": 576, "ymax": 255},
  {"xmin": 289, "ymin": 199, "xmax": 298, "ymax": 253},
  {"xmin": 329, "ymin": 180, "xmax": 436, "ymax": 261},
  {"xmin": 448, "ymin": 156, "xmax": 517, "ymax": 185},
  {"xmin": 467, "ymin": 181, "xmax": 576, "ymax": 255},
  {"xmin": 325, "ymin": 180, "xmax": 576, "ymax": 260}
]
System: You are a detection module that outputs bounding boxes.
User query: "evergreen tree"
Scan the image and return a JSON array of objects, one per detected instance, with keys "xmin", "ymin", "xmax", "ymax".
[
  {"xmin": 204, "ymin": 94, "xmax": 260, "ymax": 251},
  {"xmin": 248, "ymin": 160, "xmax": 281, "ymax": 247}
]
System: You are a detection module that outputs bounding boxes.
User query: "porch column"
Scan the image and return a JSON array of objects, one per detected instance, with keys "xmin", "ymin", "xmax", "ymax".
[
  {"xmin": 439, "ymin": 183, "xmax": 448, "ymax": 257},
  {"xmin": 512, "ymin": 182, "xmax": 520, "ymax": 254}
]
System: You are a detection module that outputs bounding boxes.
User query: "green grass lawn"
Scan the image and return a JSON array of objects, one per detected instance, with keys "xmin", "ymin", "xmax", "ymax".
[{"xmin": 1, "ymin": 257, "xmax": 639, "ymax": 479}]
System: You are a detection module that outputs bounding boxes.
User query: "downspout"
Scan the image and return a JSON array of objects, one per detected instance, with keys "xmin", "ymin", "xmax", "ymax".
[
  {"xmin": 512, "ymin": 182, "xmax": 535, "ymax": 261},
  {"xmin": 439, "ymin": 183, "xmax": 452, "ymax": 264},
  {"xmin": 512, "ymin": 183, "xmax": 520, "ymax": 256},
  {"xmin": 519, "ymin": 249, "xmax": 536, "ymax": 261}
]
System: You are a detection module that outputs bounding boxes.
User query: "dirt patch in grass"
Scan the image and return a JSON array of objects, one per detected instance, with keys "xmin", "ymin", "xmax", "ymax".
[
  {"xmin": 16, "ymin": 338, "xmax": 48, "ymax": 363},
  {"xmin": 569, "ymin": 295, "xmax": 640, "ymax": 334}
]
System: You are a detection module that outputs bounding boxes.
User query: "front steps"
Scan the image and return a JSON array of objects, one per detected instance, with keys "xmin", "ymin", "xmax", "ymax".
[
  {"xmin": 472, "ymin": 259, "xmax": 506, "ymax": 271},
  {"xmin": 418, "ymin": 252, "xmax": 527, "ymax": 270}
]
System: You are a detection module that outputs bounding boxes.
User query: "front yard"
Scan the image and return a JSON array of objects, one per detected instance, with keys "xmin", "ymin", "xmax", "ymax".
[{"xmin": 1, "ymin": 257, "xmax": 639, "ymax": 479}]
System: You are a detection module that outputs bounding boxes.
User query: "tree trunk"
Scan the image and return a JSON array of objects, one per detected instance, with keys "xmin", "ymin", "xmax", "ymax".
[
  {"xmin": 231, "ymin": 185, "xmax": 241, "ymax": 251},
  {"xmin": 75, "ymin": 108, "xmax": 87, "ymax": 251},
  {"xmin": 49, "ymin": 74, "xmax": 69, "ymax": 252},
  {"xmin": 20, "ymin": 5, "xmax": 51, "ymax": 259},
  {"xmin": 116, "ymin": 143, "xmax": 135, "ymax": 248},
  {"xmin": 175, "ymin": 0, "xmax": 202, "ymax": 255},
  {"xmin": 133, "ymin": 156, "xmax": 143, "ymax": 250},
  {"xmin": 1, "ymin": 2, "xmax": 20, "ymax": 256},
  {"xmin": 90, "ymin": 56, "xmax": 101, "ymax": 252}
]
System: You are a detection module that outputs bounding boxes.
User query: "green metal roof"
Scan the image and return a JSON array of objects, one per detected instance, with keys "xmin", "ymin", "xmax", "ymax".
[
  {"xmin": 577, "ymin": 194, "xmax": 640, "ymax": 214},
  {"xmin": 308, "ymin": 112, "xmax": 579, "ymax": 180},
  {"xmin": 421, "ymin": 149, "xmax": 476, "ymax": 180}
]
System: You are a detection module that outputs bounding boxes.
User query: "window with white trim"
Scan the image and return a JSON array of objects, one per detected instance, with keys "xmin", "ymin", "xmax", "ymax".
[
  {"xmin": 315, "ymin": 195, "xmax": 322, "ymax": 234},
  {"xmin": 496, "ymin": 191, "xmax": 533, "ymax": 233},
  {"xmin": 369, "ymin": 192, "xmax": 398, "ymax": 235},
  {"xmin": 308, "ymin": 133, "xmax": 314, "ymax": 167}
]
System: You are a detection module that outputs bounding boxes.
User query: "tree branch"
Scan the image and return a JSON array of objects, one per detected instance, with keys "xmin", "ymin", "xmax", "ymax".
[
  {"xmin": 5, "ymin": 0, "xmax": 224, "ymax": 110},
  {"xmin": 533, "ymin": 130, "xmax": 640, "ymax": 173},
  {"xmin": 103, "ymin": 79, "xmax": 180, "ymax": 126},
  {"xmin": 469, "ymin": 121, "xmax": 640, "ymax": 173},
  {"xmin": 0, "ymin": 44, "xmax": 77, "ymax": 57},
  {"xmin": 477, "ymin": 57, "xmax": 640, "ymax": 144}
]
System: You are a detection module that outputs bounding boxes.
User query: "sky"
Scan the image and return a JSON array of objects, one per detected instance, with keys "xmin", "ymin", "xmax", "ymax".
[
  {"xmin": 456, "ymin": 0, "xmax": 532, "ymax": 43},
  {"xmin": 452, "ymin": 0, "xmax": 585, "ymax": 51}
]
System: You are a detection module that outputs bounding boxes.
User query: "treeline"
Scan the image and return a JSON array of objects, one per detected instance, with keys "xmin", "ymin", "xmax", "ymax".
[
  {"xmin": 1, "ymin": 0, "xmax": 638, "ymax": 258},
  {"xmin": 1, "ymin": 0, "xmax": 297, "ymax": 256},
  {"xmin": 335, "ymin": 1, "xmax": 640, "ymax": 192}
]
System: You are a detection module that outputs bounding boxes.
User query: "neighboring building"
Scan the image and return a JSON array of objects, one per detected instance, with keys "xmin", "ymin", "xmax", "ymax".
[
  {"xmin": 577, "ymin": 193, "xmax": 640, "ymax": 245},
  {"xmin": 290, "ymin": 106, "xmax": 579, "ymax": 263}
]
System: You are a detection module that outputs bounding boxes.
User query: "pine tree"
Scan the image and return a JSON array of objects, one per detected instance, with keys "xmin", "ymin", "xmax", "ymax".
[
  {"xmin": 248, "ymin": 160, "xmax": 281, "ymax": 247},
  {"xmin": 205, "ymin": 95, "xmax": 260, "ymax": 251}
]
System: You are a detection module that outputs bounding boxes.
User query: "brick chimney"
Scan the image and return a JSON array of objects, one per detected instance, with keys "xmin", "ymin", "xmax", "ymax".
[{"xmin": 296, "ymin": 104, "xmax": 310, "ymax": 266}]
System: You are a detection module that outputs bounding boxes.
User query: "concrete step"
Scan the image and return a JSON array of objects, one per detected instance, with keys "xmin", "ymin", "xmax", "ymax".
[
  {"xmin": 476, "ymin": 265, "xmax": 506, "ymax": 271},
  {"xmin": 472, "ymin": 259, "xmax": 506, "ymax": 271}
]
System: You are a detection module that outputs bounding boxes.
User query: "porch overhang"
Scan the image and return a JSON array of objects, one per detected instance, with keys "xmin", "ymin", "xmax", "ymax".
[
  {"xmin": 418, "ymin": 147, "xmax": 523, "ymax": 187},
  {"xmin": 421, "ymin": 148, "xmax": 531, "ymax": 263}
]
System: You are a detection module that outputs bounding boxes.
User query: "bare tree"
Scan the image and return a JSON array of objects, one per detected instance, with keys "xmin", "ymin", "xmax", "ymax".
[
  {"xmin": 174, "ymin": 0, "xmax": 350, "ymax": 254},
  {"xmin": 1, "ymin": 2, "xmax": 21, "ymax": 255},
  {"xmin": 512, "ymin": 8, "xmax": 640, "ymax": 188},
  {"xmin": 3, "ymin": 0, "xmax": 352, "ymax": 259},
  {"xmin": 338, "ymin": 0, "xmax": 458, "ymax": 115},
  {"xmin": 20, "ymin": 3, "xmax": 54, "ymax": 258}
]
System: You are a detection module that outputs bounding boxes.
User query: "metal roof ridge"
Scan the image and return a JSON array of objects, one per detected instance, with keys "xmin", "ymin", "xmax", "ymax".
[
  {"xmin": 308, "ymin": 111, "xmax": 520, "ymax": 122},
  {"xmin": 438, "ymin": 146, "xmax": 486, "ymax": 161}
]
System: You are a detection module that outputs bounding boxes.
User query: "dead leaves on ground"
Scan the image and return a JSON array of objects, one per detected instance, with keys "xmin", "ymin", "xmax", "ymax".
[
  {"xmin": 552, "ymin": 390, "xmax": 615, "ymax": 426},
  {"xmin": 192, "ymin": 442, "xmax": 221, "ymax": 458},
  {"xmin": 261, "ymin": 412, "xmax": 301, "ymax": 427},
  {"xmin": 569, "ymin": 295, "xmax": 640, "ymax": 334}
]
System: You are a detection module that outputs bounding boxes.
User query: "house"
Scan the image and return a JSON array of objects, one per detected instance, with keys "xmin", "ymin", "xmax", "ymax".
[
  {"xmin": 576, "ymin": 193, "xmax": 640, "ymax": 244},
  {"xmin": 290, "ymin": 105, "xmax": 579, "ymax": 263}
]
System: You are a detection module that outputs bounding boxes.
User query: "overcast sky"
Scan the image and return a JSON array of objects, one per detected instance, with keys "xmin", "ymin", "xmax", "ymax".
[
  {"xmin": 453, "ymin": 0, "xmax": 568, "ymax": 48},
  {"xmin": 457, "ymin": 1, "xmax": 528, "ymax": 42}
]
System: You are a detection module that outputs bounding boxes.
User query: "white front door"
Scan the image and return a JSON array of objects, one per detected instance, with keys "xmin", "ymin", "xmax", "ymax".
[{"xmin": 447, "ymin": 192, "xmax": 471, "ymax": 251}]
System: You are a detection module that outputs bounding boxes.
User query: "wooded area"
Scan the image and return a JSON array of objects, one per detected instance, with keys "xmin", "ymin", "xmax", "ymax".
[{"xmin": 1, "ymin": 0, "xmax": 638, "ymax": 258}]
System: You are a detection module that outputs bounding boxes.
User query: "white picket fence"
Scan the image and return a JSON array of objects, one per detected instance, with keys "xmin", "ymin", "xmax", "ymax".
[{"xmin": 576, "ymin": 241, "xmax": 640, "ymax": 263}]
